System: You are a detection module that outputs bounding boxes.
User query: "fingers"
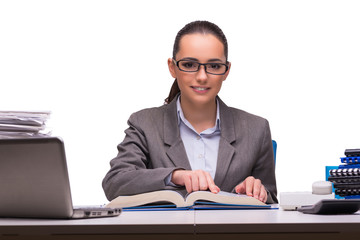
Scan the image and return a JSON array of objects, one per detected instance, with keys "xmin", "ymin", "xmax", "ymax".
[
  {"xmin": 245, "ymin": 177, "xmax": 255, "ymax": 197},
  {"xmin": 172, "ymin": 169, "xmax": 220, "ymax": 194},
  {"xmin": 190, "ymin": 170, "xmax": 219, "ymax": 193},
  {"xmin": 235, "ymin": 176, "xmax": 255, "ymax": 196},
  {"xmin": 174, "ymin": 171, "xmax": 267, "ymax": 202},
  {"xmin": 198, "ymin": 171, "xmax": 209, "ymax": 191},
  {"xmin": 205, "ymin": 172, "xmax": 220, "ymax": 193},
  {"xmin": 259, "ymin": 185, "xmax": 268, "ymax": 203},
  {"xmin": 235, "ymin": 176, "xmax": 268, "ymax": 203},
  {"xmin": 252, "ymin": 178, "xmax": 261, "ymax": 198},
  {"xmin": 235, "ymin": 181, "xmax": 245, "ymax": 194},
  {"xmin": 183, "ymin": 173, "xmax": 193, "ymax": 193}
]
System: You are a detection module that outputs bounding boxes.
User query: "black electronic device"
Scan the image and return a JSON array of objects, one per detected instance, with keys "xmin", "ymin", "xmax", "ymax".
[{"xmin": 297, "ymin": 199, "xmax": 360, "ymax": 215}]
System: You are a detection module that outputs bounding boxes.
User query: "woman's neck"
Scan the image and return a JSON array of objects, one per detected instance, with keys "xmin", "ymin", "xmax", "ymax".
[{"xmin": 180, "ymin": 97, "xmax": 217, "ymax": 134}]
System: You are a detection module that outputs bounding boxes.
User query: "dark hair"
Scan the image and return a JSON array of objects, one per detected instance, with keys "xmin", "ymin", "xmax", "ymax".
[{"xmin": 164, "ymin": 20, "xmax": 228, "ymax": 104}]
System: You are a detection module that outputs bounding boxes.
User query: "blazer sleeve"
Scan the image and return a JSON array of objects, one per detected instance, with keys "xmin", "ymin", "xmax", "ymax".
[
  {"xmin": 252, "ymin": 120, "xmax": 278, "ymax": 203},
  {"xmin": 102, "ymin": 112, "xmax": 181, "ymax": 201},
  {"xmin": 229, "ymin": 118, "xmax": 278, "ymax": 204}
]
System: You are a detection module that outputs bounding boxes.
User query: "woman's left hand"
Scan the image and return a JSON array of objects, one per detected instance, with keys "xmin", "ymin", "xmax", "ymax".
[{"xmin": 234, "ymin": 176, "xmax": 267, "ymax": 203}]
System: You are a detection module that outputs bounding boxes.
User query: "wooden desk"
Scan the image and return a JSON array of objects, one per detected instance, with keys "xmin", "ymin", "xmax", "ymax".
[{"xmin": 1, "ymin": 209, "xmax": 360, "ymax": 240}]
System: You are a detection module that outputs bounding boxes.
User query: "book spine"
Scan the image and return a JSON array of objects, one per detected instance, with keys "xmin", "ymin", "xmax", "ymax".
[
  {"xmin": 328, "ymin": 163, "xmax": 360, "ymax": 198},
  {"xmin": 335, "ymin": 187, "xmax": 360, "ymax": 197},
  {"xmin": 341, "ymin": 157, "xmax": 360, "ymax": 164},
  {"xmin": 329, "ymin": 168, "xmax": 360, "ymax": 177},
  {"xmin": 345, "ymin": 149, "xmax": 360, "ymax": 157},
  {"xmin": 328, "ymin": 176, "xmax": 360, "ymax": 184}
]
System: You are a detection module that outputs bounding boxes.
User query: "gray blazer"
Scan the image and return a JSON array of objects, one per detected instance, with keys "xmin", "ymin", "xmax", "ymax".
[{"xmin": 102, "ymin": 97, "xmax": 278, "ymax": 203}]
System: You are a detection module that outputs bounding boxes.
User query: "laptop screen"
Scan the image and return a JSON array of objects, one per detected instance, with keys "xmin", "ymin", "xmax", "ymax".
[{"xmin": 0, "ymin": 137, "xmax": 74, "ymax": 218}]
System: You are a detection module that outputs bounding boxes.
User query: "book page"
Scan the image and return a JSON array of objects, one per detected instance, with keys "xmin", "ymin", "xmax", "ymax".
[
  {"xmin": 106, "ymin": 190, "xmax": 189, "ymax": 208},
  {"xmin": 185, "ymin": 191, "xmax": 266, "ymax": 206}
]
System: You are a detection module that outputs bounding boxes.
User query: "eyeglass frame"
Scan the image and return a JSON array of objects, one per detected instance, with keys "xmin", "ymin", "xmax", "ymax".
[{"xmin": 172, "ymin": 59, "xmax": 229, "ymax": 75}]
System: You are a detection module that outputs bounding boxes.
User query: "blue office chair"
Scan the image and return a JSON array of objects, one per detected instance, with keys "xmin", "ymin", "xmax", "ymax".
[{"xmin": 272, "ymin": 140, "xmax": 277, "ymax": 166}]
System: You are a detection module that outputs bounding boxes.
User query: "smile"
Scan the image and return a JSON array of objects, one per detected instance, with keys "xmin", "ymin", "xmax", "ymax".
[{"xmin": 192, "ymin": 87, "xmax": 209, "ymax": 91}]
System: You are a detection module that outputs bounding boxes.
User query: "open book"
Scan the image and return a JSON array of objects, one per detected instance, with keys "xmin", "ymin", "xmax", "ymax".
[{"xmin": 106, "ymin": 190, "xmax": 270, "ymax": 210}]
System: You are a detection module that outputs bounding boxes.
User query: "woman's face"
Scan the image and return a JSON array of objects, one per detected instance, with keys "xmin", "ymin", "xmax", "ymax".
[{"xmin": 168, "ymin": 33, "xmax": 230, "ymax": 107}]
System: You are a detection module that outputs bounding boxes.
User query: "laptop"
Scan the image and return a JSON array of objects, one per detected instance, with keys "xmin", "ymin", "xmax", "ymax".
[{"xmin": 0, "ymin": 137, "xmax": 121, "ymax": 219}]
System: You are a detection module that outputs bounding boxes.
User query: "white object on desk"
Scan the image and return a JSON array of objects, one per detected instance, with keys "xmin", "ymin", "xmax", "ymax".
[
  {"xmin": 312, "ymin": 181, "xmax": 333, "ymax": 195},
  {"xmin": 280, "ymin": 181, "xmax": 335, "ymax": 210}
]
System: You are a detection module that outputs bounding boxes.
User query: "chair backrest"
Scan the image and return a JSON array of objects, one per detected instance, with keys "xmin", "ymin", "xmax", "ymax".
[{"xmin": 272, "ymin": 140, "xmax": 277, "ymax": 166}]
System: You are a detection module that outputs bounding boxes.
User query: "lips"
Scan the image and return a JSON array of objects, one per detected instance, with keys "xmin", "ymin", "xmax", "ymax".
[{"xmin": 191, "ymin": 86, "xmax": 210, "ymax": 93}]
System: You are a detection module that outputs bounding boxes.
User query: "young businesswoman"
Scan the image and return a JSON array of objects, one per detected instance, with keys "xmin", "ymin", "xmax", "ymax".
[{"xmin": 102, "ymin": 21, "xmax": 277, "ymax": 203}]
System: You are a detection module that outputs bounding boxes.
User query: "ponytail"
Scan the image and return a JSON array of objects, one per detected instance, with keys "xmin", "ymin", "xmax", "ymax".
[{"xmin": 164, "ymin": 79, "xmax": 180, "ymax": 104}]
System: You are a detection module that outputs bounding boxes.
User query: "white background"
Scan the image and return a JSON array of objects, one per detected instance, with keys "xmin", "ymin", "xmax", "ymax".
[{"xmin": 1, "ymin": 0, "xmax": 359, "ymax": 205}]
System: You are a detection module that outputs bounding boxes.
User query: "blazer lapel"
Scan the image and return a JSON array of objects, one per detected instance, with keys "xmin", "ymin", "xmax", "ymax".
[
  {"xmin": 163, "ymin": 98, "xmax": 192, "ymax": 170},
  {"xmin": 214, "ymin": 97, "xmax": 236, "ymax": 187}
]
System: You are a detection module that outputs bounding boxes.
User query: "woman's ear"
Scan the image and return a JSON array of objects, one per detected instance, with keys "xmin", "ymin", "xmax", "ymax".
[
  {"xmin": 168, "ymin": 58, "xmax": 177, "ymax": 78},
  {"xmin": 222, "ymin": 62, "xmax": 231, "ymax": 81}
]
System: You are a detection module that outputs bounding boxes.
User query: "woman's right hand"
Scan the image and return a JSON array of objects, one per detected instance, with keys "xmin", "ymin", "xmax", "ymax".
[{"xmin": 171, "ymin": 169, "xmax": 220, "ymax": 194}]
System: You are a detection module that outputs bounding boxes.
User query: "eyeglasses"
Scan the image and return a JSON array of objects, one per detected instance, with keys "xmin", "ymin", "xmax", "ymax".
[{"xmin": 173, "ymin": 59, "xmax": 229, "ymax": 75}]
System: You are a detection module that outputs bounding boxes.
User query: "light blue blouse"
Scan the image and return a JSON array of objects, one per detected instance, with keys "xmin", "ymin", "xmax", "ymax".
[
  {"xmin": 176, "ymin": 96, "xmax": 221, "ymax": 179},
  {"xmin": 164, "ymin": 96, "xmax": 221, "ymax": 185}
]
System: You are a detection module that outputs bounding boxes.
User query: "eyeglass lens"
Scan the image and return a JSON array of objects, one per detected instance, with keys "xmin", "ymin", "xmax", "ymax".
[{"xmin": 178, "ymin": 60, "xmax": 227, "ymax": 74}]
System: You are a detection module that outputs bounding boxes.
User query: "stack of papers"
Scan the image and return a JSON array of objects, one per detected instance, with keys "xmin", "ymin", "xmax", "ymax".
[{"xmin": 0, "ymin": 111, "xmax": 51, "ymax": 139}]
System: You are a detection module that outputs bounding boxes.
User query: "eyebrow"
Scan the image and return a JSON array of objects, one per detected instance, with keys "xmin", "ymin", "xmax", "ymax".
[{"xmin": 180, "ymin": 57, "xmax": 225, "ymax": 63}]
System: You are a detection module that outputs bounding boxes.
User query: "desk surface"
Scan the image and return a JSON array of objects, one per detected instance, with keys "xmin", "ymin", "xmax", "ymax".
[
  {"xmin": 0, "ymin": 211, "xmax": 194, "ymax": 235},
  {"xmin": 1, "ymin": 209, "xmax": 360, "ymax": 238},
  {"xmin": 195, "ymin": 209, "xmax": 360, "ymax": 234}
]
